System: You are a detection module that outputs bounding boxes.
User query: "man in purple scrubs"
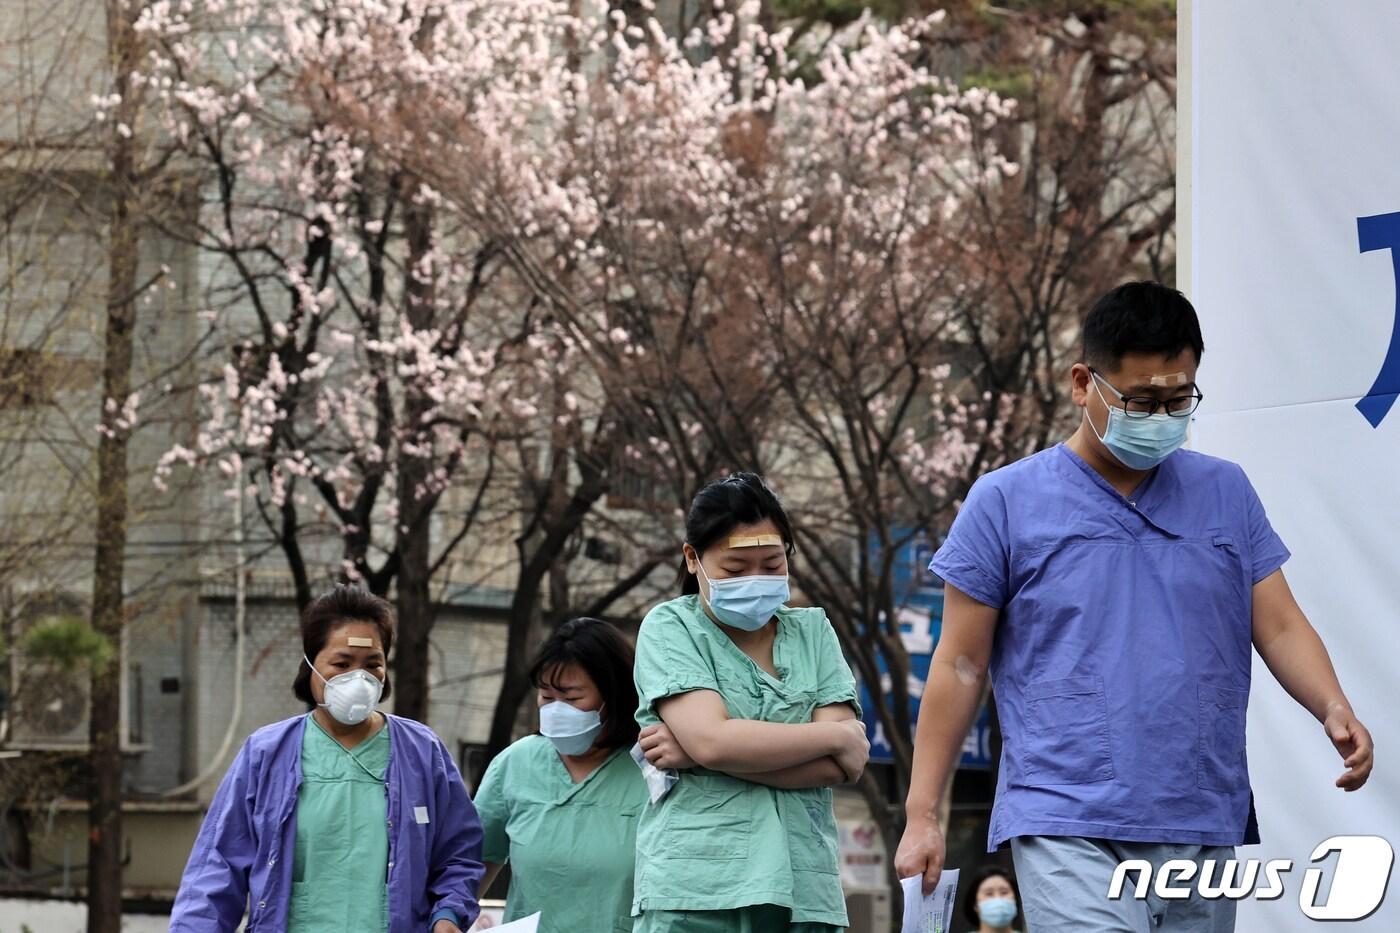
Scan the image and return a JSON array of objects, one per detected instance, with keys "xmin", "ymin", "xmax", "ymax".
[{"xmin": 894, "ymin": 282, "xmax": 1375, "ymax": 931}]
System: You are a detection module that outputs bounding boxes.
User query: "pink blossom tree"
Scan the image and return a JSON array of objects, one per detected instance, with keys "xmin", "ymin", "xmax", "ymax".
[
  {"xmin": 139, "ymin": 0, "xmax": 547, "ymax": 719},
  {"xmin": 141, "ymin": 0, "xmax": 699, "ymax": 726},
  {"xmin": 338, "ymin": 2, "xmax": 1028, "ymax": 837}
]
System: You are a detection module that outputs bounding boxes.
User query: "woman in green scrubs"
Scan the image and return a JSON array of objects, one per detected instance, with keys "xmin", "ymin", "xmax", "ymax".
[
  {"xmin": 286, "ymin": 589, "xmax": 480, "ymax": 933},
  {"xmin": 631, "ymin": 472, "xmax": 871, "ymax": 933},
  {"xmin": 473, "ymin": 617, "xmax": 647, "ymax": 932},
  {"xmin": 173, "ymin": 585, "xmax": 483, "ymax": 932}
]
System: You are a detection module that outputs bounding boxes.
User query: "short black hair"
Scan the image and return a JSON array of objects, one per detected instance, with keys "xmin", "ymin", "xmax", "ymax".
[
  {"xmin": 292, "ymin": 585, "xmax": 395, "ymax": 708},
  {"xmin": 1081, "ymin": 281, "xmax": 1204, "ymax": 372},
  {"xmin": 680, "ymin": 471, "xmax": 796, "ymax": 596},
  {"xmin": 962, "ymin": 865, "xmax": 1022, "ymax": 927},
  {"xmin": 528, "ymin": 617, "xmax": 640, "ymax": 751}
]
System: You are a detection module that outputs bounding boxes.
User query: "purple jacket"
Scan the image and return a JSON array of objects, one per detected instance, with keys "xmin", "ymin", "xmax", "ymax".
[{"xmin": 170, "ymin": 713, "xmax": 483, "ymax": 932}]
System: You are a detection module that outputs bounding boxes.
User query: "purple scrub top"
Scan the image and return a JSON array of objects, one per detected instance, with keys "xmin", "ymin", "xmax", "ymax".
[{"xmin": 931, "ymin": 444, "xmax": 1289, "ymax": 851}]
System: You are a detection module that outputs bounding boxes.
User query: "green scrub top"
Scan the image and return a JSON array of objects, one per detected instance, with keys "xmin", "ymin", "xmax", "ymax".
[
  {"xmin": 473, "ymin": 734, "xmax": 647, "ymax": 932},
  {"xmin": 288, "ymin": 713, "xmax": 391, "ymax": 933},
  {"xmin": 631, "ymin": 596, "xmax": 861, "ymax": 926}
]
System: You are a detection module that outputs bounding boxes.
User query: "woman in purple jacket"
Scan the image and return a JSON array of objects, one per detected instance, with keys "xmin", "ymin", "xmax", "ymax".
[{"xmin": 171, "ymin": 586, "xmax": 484, "ymax": 932}]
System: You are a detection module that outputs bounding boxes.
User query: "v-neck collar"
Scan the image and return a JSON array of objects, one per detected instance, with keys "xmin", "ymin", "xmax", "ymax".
[
  {"xmin": 706, "ymin": 607, "xmax": 790, "ymax": 687},
  {"xmin": 1055, "ymin": 443, "xmax": 1184, "ymax": 537},
  {"xmin": 307, "ymin": 712, "xmax": 390, "ymax": 783},
  {"xmin": 550, "ymin": 744, "xmax": 626, "ymax": 799},
  {"xmin": 308, "ymin": 710, "xmax": 388, "ymax": 753}
]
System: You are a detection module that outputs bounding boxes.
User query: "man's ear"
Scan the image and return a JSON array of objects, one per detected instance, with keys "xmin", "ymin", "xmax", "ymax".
[{"xmin": 1070, "ymin": 362, "xmax": 1094, "ymax": 406}]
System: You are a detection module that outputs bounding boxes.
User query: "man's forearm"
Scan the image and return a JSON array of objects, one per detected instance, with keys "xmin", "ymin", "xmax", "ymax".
[
  {"xmin": 906, "ymin": 652, "xmax": 986, "ymax": 817},
  {"xmin": 1257, "ymin": 620, "xmax": 1352, "ymax": 722}
]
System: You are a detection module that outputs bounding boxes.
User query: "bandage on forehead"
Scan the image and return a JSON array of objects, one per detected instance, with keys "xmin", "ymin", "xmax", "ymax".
[
  {"xmin": 346, "ymin": 636, "xmax": 375, "ymax": 647},
  {"xmin": 1149, "ymin": 372, "xmax": 1190, "ymax": 387},
  {"xmin": 728, "ymin": 534, "xmax": 783, "ymax": 549}
]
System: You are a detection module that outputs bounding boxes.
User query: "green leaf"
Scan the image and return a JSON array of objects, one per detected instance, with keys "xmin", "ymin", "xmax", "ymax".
[
  {"xmin": 963, "ymin": 66, "xmax": 1034, "ymax": 101},
  {"xmin": 19, "ymin": 615, "xmax": 112, "ymax": 671}
]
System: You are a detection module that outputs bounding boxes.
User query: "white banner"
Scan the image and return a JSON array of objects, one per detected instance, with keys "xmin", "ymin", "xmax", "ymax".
[{"xmin": 1185, "ymin": 1, "xmax": 1400, "ymax": 929}]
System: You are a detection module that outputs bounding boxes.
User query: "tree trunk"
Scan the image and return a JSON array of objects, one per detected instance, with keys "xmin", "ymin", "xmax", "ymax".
[
  {"xmin": 481, "ymin": 569, "xmax": 544, "ymax": 777},
  {"xmin": 391, "ymin": 184, "xmax": 436, "ymax": 722},
  {"xmin": 87, "ymin": 4, "xmax": 141, "ymax": 928},
  {"xmin": 481, "ymin": 450, "xmax": 612, "ymax": 774},
  {"xmin": 393, "ymin": 477, "xmax": 432, "ymax": 721}
]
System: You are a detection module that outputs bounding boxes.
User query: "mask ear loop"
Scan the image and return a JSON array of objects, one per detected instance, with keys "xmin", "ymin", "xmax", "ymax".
[
  {"xmin": 303, "ymin": 655, "xmax": 331, "ymax": 711},
  {"xmin": 1084, "ymin": 373, "xmax": 1114, "ymax": 446},
  {"xmin": 695, "ymin": 560, "xmax": 715, "ymax": 609}
]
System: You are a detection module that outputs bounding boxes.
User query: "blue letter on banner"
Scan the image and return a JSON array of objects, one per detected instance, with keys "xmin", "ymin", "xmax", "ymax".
[{"xmin": 1356, "ymin": 212, "xmax": 1400, "ymax": 427}]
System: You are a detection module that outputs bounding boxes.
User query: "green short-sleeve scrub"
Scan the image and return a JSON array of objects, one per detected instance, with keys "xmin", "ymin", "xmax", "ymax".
[
  {"xmin": 287, "ymin": 713, "xmax": 391, "ymax": 932},
  {"xmin": 630, "ymin": 596, "xmax": 862, "ymax": 933},
  {"xmin": 473, "ymin": 734, "xmax": 648, "ymax": 932}
]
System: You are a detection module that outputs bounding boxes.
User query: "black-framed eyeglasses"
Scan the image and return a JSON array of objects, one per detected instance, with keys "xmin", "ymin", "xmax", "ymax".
[{"xmin": 1091, "ymin": 370, "xmax": 1203, "ymax": 419}]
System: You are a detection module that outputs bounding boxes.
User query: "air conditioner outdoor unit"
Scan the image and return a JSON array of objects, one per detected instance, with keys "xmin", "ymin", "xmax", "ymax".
[{"xmin": 6, "ymin": 656, "xmax": 91, "ymax": 747}]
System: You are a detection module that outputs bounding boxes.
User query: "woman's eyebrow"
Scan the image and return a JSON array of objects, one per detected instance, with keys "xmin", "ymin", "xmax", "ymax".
[
  {"xmin": 721, "ymin": 548, "xmax": 780, "ymax": 562},
  {"xmin": 328, "ymin": 647, "xmax": 382, "ymax": 659}
]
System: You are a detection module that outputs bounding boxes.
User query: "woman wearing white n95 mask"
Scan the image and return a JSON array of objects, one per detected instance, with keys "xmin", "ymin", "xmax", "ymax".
[
  {"xmin": 471, "ymin": 617, "xmax": 648, "ymax": 933},
  {"xmin": 171, "ymin": 585, "xmax": 485, "ymax": 932}
]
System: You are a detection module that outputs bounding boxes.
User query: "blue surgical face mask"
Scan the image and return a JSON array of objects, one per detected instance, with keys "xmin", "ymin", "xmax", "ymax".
[
  {"xmin": 538, "ymin": 700, "xmax": 603, "ymax": 756},
  {"xmin": 977, "ymin": 896, "xmax": 1018, "ymax": 928},
  {"xmin": 1087, "ymin": 372, "xmax": 1191, "ymax": 471},
  {"xmin": 697, "ymin": 561, "xmax": 789, "ymax": 632}
]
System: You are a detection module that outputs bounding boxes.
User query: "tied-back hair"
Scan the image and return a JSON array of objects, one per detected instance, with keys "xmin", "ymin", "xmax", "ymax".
[
  {"xmin": 528, "ymin": 617, "xmax": 640, "ymax": 750},
  {"xmin": 680, "ymin": 471, "xmax": 796, "ymax": 596},
  {"xmin": 292, "ymin": 585, "xmax": 396, "ymax": 708}
]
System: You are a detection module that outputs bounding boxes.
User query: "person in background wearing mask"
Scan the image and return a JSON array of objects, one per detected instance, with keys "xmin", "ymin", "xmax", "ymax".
[
  {"xmin": 961, "ymin": 867, "xmax": 1022, "ymax": 933},
  {"xmin": 630, "ymin": 472, "xmax": 870, "ymax": 933},
  {"xmin": 171, "ymin": 585, "xmax": 485, "ymax": 932},
  {"xmin": 895, "ymin": 282, "xmax": 1375, "ymax": 932},
  {"xmin": 471, "ymin": 617, "xmax": 647, "ymax": 932}
]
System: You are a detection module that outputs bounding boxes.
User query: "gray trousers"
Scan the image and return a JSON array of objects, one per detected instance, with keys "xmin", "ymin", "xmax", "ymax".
[{"xmin": 1010, "ymin": 835, "xmax": 1238, "ymax": 932}]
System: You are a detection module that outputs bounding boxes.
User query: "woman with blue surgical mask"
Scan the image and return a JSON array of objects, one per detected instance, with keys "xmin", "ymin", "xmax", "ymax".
[
  {"xmin": 171, "ymin": 585, "xmax": 485, "ymax": 932},
  {"xmin": 631, "ymin": 472, "xmax": 869, "ymax": 933},
  {"xmin": 471, "ymin": 618, "xmax": 646, "ymax": 932},
  {"xmin": 961, "ymin": 867, "xmax": 1023, "ymax": 933}
]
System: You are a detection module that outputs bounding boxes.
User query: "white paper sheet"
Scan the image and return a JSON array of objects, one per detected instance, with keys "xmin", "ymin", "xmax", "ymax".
[
  {"xmin": 900, "ymin": 869, "xmax": 959, "ymax": 933},
  {"xmin": 485, "ymin": 912, "xmax": 541, "ymax": 932}
]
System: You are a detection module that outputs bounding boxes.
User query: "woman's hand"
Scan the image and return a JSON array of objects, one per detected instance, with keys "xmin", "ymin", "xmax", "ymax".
[
  {"xmin": 638, "ymin": 722, "xmax": 697, "ymax": 769},
  {"xmin": 433, "ymin": 919, "xmax": 465, "ymax": 933},
  {"xmin": 466, "ymin": 915, "xmax": 496, "ymax": 930},
  {"xmin": 831, "ymin": 718, "xmax": 870, "ymax": 783}
]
